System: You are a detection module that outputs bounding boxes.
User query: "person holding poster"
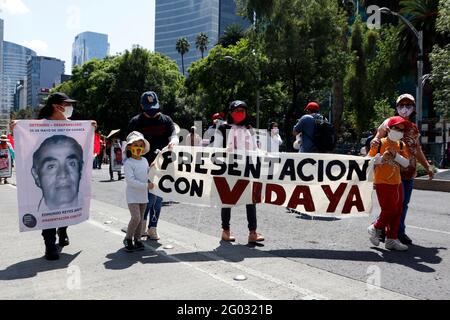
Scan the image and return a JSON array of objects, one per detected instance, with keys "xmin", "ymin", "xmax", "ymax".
[
  {"xmin": 214, "ymin": 100, "xmax": 264, "ymax": 244},
  {"xmin": 367, "ymin": 116, "xmax": 410, "ymax": 251},
  {"xmin": 0, "ymin": 134, "xmax": 14, "ymax": 184},
  {"xmin": 123, "ymin": 131, "xmax": 153, "ymax": 252},
  {"xmin": 12, "ymin": 92, "xmax": 95, "ymax": 261}
]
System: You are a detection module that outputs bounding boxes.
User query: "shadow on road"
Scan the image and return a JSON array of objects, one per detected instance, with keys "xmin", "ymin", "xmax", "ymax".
[
  {"xmin": 103, "ymin": 239, "xmax": 446, "ymax": 273},
  {"xmin": 0, "ymin": 252, "xmax": 81, "ymax": 280}
]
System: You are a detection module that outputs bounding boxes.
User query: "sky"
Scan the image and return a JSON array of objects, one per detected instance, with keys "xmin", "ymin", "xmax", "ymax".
[{"xmin": 0, "ymin": 0, "xmax": 155, "ymax": 74}]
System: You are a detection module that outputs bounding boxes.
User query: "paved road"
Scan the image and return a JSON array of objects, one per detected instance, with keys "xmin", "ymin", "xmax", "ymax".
[{"xmin": 1, "ymin": 167, "xmax": 448, "ymax": 300}]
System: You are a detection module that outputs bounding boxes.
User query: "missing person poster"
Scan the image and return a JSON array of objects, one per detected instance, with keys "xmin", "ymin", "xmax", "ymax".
[
  {"xmin": 14, "ymin": 120, "xmax": 94, "ymax": 232},
  {"xmin": 149, "ymin": 146, "xmax": 375, "ymax": 216}
]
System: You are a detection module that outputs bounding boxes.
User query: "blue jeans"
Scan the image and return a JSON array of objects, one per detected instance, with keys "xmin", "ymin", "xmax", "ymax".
[
  {"xmin": 144, "ymin": 192, "xmax": 162, "ymax": 228},
  {"xmin": 399, "ymin": 179, "xmax": 414, "ymax": 236}
]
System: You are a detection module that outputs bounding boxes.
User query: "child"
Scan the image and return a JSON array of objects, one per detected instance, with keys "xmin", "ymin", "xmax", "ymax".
[
  {"xmin": 367, "ymin": 116, "xmax": 410, "ymax": 251},
  {"xmin": 123, "ymin": 131, "xmax": 153, "ymax": 252}
]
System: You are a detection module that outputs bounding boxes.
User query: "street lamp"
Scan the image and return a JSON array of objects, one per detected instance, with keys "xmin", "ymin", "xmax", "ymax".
[
  {"xmin": 224, "ymin": 55, "xmax": 261, "ymax": 129},
  {"xmin": 378, "ymin": 7, "xmax": 424, "ymax": 127}
]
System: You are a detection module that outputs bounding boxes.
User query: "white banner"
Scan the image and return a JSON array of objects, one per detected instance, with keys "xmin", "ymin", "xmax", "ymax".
[
  {"xmin": 149, "ymin": 146, "xmax": 375, "ymax": 216},
  {"xmin": 14, "ymin": 120, "xmax": 94, "ymax": 232},
  {"xmin": 0, "ymin": 147, "xmax": 12, "ymax": 178}
]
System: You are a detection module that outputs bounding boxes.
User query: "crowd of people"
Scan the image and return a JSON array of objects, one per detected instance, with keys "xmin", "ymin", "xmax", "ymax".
[{"xmin": 2, "ymin": 89, "xmax": 438, "ymax": 260}]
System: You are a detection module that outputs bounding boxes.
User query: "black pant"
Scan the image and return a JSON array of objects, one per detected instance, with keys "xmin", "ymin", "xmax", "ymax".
[
  {"xmin": 221, "ymin": 205, "xmax": 257, "ymax": 231},
  {"xmin": 42, "ymin": 227, "xmax": 67, "ymax": 245}
]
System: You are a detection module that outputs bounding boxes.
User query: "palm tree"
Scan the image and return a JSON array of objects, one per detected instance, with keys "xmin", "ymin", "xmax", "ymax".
[
  {"xmin": 218, "ymin": 24, "xmax": 246, "ymax": 47},
  {"xmin": 195, "ymin": 32, "xmax": 209, "ymax": 59},
  {"xmin": 176, "ymin": 37, "xmax": 190, "ymax": 75}
]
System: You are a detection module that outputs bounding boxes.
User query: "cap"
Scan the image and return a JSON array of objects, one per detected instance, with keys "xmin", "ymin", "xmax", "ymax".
[
  {"xmin": 396, "ymin": 94, "xmax": 415, "ymax": 105},
  {"xmin": 0, "ymin": 134, "xmax": 10, "ymax": 142},
  {"xmin": 387, "ymin": 116, "xmax": 407, "ymax": 128},
  {"xmin": 140, "ymin": 91, "xmax": 160, "ymax": 110},
  {"xmin": 229, "ymin": 100, "xmax": 247, "ymax": 112},
  {"xmin": 46, "ymin": 92, "xmax": 77, "ymax": 106},
  {"xmin": 126, "ymin": 131, "xmax": 150, "ymax": 154},
  {"xmin": 304, "ymin": 102, "xmax": 320, "ymax": 112},
  {"xmin": 212, "ymin": 112, "xmax": 225, "ymax": 120}
]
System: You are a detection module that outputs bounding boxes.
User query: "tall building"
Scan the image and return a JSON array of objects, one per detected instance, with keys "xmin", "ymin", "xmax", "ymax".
[
  {"xmin": 27, "ymin": 56, "xmax": 65, "ymax": 108},
  {"xmin": 72, "ymin": 31, "xmax": 110, "ymax": 68},
  {"xmin": 155, "ymin": 0, "xmax": 249, "ymax": 72},
  {"xmin": 1, "ymin": 41, "xmax": 36, "ymax": 114}
]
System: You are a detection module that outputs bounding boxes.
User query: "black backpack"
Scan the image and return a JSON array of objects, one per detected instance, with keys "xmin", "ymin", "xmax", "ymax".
[{"xmin": 312, "ymin": 115, "xmax": 336, "ymax": 153}]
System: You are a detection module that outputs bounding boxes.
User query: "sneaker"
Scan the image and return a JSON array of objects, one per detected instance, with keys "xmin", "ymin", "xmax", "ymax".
[
  {"xmin": 134, "ymin": 240, "xmax": 145, "ymax": 251},
  {"xmin": 221, "ymin": 229, "xmax": 235, "ymax": 242},
  {"xmin": 367, "ymin": 224, "xmax": 381, "ymax": 246},
  {"xmin": 147, "ymin": 227, "xmax": 160, "ymax": 240},
  {"xmin": 57, "ymin": 229, "xmax": 70, "ymax": 247},
  {"xmin": 248, "ymin": 231, "xmax": 264, "ymax": 243},
  {"xmin": 398, "ymin": 233, "xmax": 413, "ymax": 245},
  {"xmin": 385, "ymin": 239, "xmax": 408, "ymax": 251},
  {"xmin": 379, "ymin": 229, "xmax": 386, "ymax": 243},
  {"xmin": 123, "ymin": 238, "xmax": 134, "ymax": 252},
  {"xmin": 44, "ymin": 243, "xmax": 60, "ymax": 261}
]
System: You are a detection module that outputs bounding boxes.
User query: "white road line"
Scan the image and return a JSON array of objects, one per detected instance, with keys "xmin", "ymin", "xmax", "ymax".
[{"xmin": 408, "ymin": 225, "xmax": 450, "ymax": 236}]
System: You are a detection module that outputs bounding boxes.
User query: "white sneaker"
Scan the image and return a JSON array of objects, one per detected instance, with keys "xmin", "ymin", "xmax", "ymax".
[
  {"xmin": 385, "ymin": 239, "xmax": 408, "ymax": 251},
  {"xmin": 147, "ymin": 227, "xmax": 160, "ymax": 240},
  {"xmin": 367, "ymin": 224, "xmax": 381, "ymax": 246}
]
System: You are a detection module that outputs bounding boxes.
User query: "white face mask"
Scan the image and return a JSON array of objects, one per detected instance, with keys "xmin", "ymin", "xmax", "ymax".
[
  {"xmin": 63, "ymin": 105, "xmax": 73, "ymax": 118},
  {"xmin": 396, "ymin": 106, "xmax": 414, "ymax": 118},
  {"xmin": 388, "ymin": 129, "xmax": 403, "ymax": 142},
  {"xmin": 271, "ymin": 128, "xmax": 279, "ymax": 135}
]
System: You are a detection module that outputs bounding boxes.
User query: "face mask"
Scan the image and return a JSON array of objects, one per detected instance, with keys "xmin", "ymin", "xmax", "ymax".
[
  {"xmin": 130, "ymin": 146, "xmax": 145, "ymax": 157},
  {"xmin": 231, "ymin": 111, "xmax": 246, "ymax": 124},
  {"xmin": 388, "ymin": 129, "xmax": 403, "ymax": 142},
  {"xmin": 271, "ymin": 128, "xmax": 279, "ymax": 135},
  {"xmin": 63, "ymin": 105, "xmax": 73, "ymax": 118},
  {"xmin": 144, "ymin": 108, "xmax": 159, "ymax": 118},
  {"xmin": 397, "ymin": 106, "xmax": 414, "ymax": 118}
]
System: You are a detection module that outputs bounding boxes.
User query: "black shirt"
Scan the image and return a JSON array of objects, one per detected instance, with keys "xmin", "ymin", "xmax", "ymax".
[{"xmin": 127, "ymin": 113, "xmax": 175, "ymax": 163}]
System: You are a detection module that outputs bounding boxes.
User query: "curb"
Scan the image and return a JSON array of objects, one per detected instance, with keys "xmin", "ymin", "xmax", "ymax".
[{"xmin": 413, "ymin": 178, "xmax": 450, "ymax": 193}]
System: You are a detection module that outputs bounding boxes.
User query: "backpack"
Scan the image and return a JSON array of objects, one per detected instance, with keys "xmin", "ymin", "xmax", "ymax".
[{"xmin": 312, "ymin": 116, "xmax": 336, "ymax": 153}]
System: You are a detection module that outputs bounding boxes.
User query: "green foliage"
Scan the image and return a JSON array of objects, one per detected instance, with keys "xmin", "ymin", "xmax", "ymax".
[
  {"xmin": 371, "ymin": 98, "xmax": 395, "ymax": 128},
  {"xmin": 195, "ymin": 32, "xmax": 209, "ymax": 58},
  {"xmin": 218, "ymin": 23, "xmax": 246, "ymax": 47},
  {"xmin": 176, "ymin": 37, "xmax": 190, "ymax": 75},
  {"xmin": 10, "ymin": 107, "xmax": 36, "ymax": 120}
]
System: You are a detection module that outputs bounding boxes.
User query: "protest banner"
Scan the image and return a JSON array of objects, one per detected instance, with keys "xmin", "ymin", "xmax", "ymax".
[
  {"xmin": 14, "ymin": 120, "xmax": 94, "ymax": 232},
  {"xmin": 0, "ymin": 145, "xmax": 12, "ymax": 179},
  {"xmin": 149, "ymin": 146, "xmax": 375, "ymax": 216}
]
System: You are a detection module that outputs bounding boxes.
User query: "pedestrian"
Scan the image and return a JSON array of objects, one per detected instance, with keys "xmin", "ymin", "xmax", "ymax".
[
  {"xmin": 367, "ymin": 116, "xmax": 411, "ymax": 251},
  {"xmin": 205, "ymin": 112, "xmax": 225, "ymax": 146},
  {"xmin": 268, "ymin": 122, "xmax": 283, "ymax": 153},
  {"xmin": 293, "ymin": 102, "xmax": 323, "ymax": 153},
  {"xmin": 93, "ymin": 131, "xmax": 101, "ymax": 169},
  {"xmin": 127, "ymin": 91, "xmax": 179, "ymax": 240},
  {"xmin": 371, "ymin": 94, "xmax": 434, "ymax": 245},
  {"xmin": 107, "ymin": 130, "xmax": 123, "ymax": 181},
  {"xmin": 11, "ymin": 92, "xmax": 96, "ymax": 260},
  {"xmin": 0, "ymin": 134, "xmax": 14, "ymax": 184},
  {"xmin": 123, "ymin": 131, "xmax": 153, "ymax": 252},
  {"xmin": 186, "ymin": 126, "xmax": 202, "ymax": 146},
  {"xmin": 364, "ymin": 128, "xmax": 377, "ymax": 155},
  {"xmin": 213, "ymin": 100, "xmax": 264, "ymax": 243}
]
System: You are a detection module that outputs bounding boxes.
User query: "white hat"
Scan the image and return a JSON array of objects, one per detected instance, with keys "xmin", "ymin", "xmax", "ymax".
[
  {"xmin": 396, "ymin": 94, "xmax": 415, "ymax": 105},
  {"xmin": 0, "ymin": 134, "xmax": 10, "ymax": 142},
  {"xmin": 126, "ymin": 131, "xmax": 150, "ymax": 154}
]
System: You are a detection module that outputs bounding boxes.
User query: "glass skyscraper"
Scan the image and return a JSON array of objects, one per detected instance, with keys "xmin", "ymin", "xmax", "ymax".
[
  {"xmin": 155, "ymin": 0, "xmax": 249, "ymax": 73},
  {"xmin": 72, "ymin": 31, "xmax": 110, "ymax": 68}
]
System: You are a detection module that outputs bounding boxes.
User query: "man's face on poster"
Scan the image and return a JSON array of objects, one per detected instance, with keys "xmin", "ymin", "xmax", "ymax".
[{"xmin": 32, "ymin": 136, "xmax": 83, "ymax": 210}]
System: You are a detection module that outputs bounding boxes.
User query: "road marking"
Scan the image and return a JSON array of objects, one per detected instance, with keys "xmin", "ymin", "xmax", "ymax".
[{"xmin": 408, "ymin": 225, "xmax": 450, "ymax": 236}]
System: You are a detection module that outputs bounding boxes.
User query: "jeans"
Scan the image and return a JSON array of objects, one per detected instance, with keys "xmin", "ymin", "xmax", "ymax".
[
  {"xmin": 221, "ymin": 204, "xmax": 257, "ymax": 232},
  {"xmin": 42, "ymin": 227, "xmax": 67, "ymax": 246},
  {"xmin": 399, "ymin": 179, "xmax": 414, "ymax": 236},
  {"xmin": 144, "ymin": 192, "xmax": 163, "ymax": 228}
]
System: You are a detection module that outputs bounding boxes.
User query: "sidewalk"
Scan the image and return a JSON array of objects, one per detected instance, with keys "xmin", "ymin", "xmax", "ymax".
[
  {"xmin": 0, "ymin": 184, "xmax": 414, "ymax": 300},
  {"xmin": 414, "ymin": 169, "xmax": 450, "ymax": 192}
]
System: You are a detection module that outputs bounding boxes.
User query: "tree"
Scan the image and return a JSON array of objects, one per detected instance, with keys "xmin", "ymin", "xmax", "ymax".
[
  {"xmin": 10, "ymin": 107, "xmax": 35, "ymax": 120},
  {"xmin": 195, "ymin": 32, "xmax": 209, "ymax": 59},
  {"xmin": 218, "ymin": 23, "xmax": 246, "ymax": 47},
  {"xmin": 176, "ymin": 37, "xmax": 190, "ymax": 76}
]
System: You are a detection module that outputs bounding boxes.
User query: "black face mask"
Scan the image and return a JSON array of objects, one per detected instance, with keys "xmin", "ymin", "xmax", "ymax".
[{"xmin": 144, "ymin": 108, "xmax": 160, "ymax": 118}]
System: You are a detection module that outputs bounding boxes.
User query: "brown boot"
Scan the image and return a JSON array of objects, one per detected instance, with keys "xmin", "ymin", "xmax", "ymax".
[
  {"xmin": 221, "ymin": 229, "xmax": 235, "ymax": 242},
  {"xmin": 248, "ymin": 231, "xmax": 264, "ymax": 243}
]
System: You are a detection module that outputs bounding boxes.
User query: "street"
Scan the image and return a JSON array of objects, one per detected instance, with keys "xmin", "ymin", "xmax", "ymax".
[{"xmin": 0, "ymin": 167, "xmax": 449, "ymax": 300}]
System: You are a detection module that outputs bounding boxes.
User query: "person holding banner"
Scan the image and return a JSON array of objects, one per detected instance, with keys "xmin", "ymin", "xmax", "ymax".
[
  {"xmin": 214, "ymin": 100, "xmax": 264, "ymax": 243},
  {"xmin": 367, "ymin": 116, "xmax": 410, "ymax": 251},
  {"xmin": 0, "ymin": 134, "xmax": 14, "ymax": 184},
  {"xmin": 123, "ymin": 131, "xmax": 153, "ymax": 252},
  {"xmin": 128, "ymin": 91, "xmax": 179, "ymax": 240},
  {"xmin": 293, "ymin": 102, "xmax": 322, "ymax": 153}
]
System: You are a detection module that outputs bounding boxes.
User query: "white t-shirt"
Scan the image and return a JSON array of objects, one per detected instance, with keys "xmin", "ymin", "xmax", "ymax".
[
  {"xmin": 269, "ymin": 134, "xmax": 283, "ymax": 153},
  {"xmin": 124, "ymin": 157, "xmax": 149, "ymax": 204}
]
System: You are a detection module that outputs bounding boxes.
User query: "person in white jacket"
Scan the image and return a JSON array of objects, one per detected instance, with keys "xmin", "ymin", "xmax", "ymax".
[
  {"xmin": 123, "ymin": 131, "xmax": 154, "ymax": 252},
  {"xmin": 268, "ymin": 122, "xmax": 283, "ymax": 153}
]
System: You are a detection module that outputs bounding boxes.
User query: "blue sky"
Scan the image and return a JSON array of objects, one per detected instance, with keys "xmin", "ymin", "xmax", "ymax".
[{"xmin": 0, "ymin": 0, "xmax": 155, "ymax": 74}]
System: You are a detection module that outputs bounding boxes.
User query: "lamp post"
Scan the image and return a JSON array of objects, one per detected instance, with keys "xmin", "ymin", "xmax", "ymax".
[
  {"xmin": 379, "ymin": 7, "xmax": 424, "ymax": 127},
  {"xmin": 224, "ymin": 55, "xmax": 261, "ymax": 129}
]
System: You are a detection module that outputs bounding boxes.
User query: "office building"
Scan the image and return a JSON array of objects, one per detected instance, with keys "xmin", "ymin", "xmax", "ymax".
[
  {"xmin": 155, "ymin": 0, "xmax": 249, "ymax": 72},
  {"xmin": 72, "ymin": 31, "xmax": 110, "ymax": 68}
]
